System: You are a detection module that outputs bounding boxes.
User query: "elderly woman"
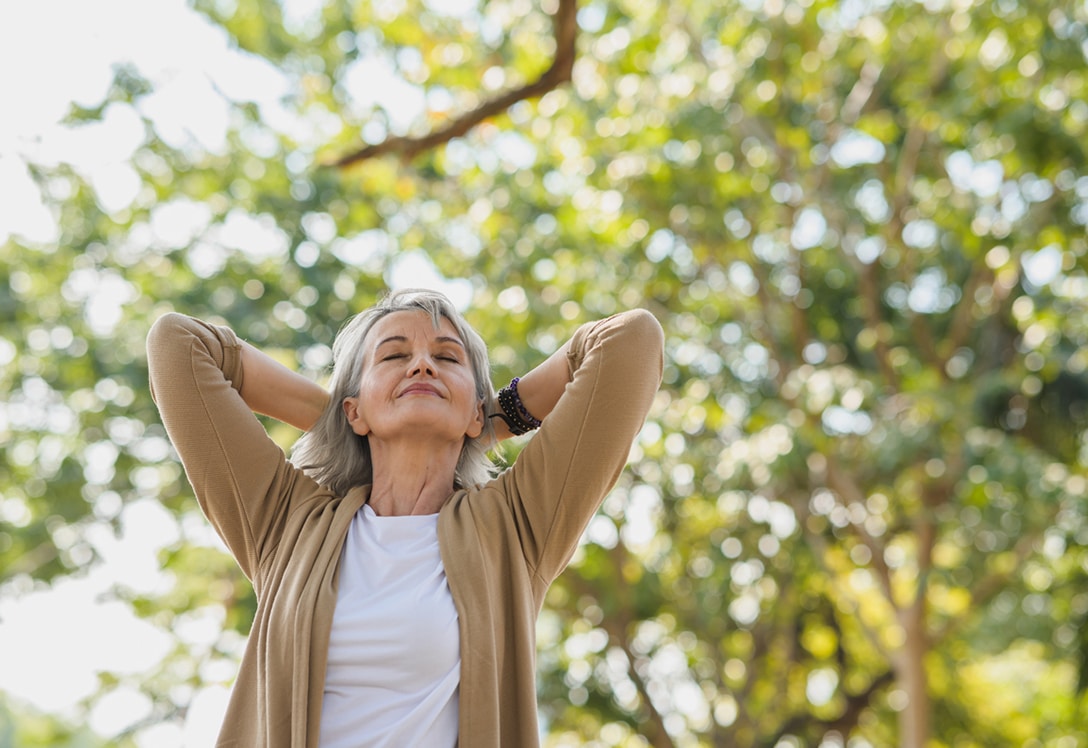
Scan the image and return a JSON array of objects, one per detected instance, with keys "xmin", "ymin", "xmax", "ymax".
[{"xmin": 146, "ymin": 288, "xmax": 663, "ymax": 747}]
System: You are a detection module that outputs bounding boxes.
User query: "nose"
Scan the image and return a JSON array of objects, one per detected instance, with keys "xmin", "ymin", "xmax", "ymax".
[{"xmin": 407, "ymin": 350, "xmax": 436, "ymax": 377}]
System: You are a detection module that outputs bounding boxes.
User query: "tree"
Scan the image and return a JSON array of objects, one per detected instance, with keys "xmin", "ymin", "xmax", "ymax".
[{"xmin": 2, "ymin": 0, "xmax": 1086, "ymax": 744}]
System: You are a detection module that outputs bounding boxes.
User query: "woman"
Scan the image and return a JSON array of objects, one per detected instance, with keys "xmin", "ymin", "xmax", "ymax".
[{"xmin": 146, "ymin": 288, "xmax": 664, "ymax": 747}]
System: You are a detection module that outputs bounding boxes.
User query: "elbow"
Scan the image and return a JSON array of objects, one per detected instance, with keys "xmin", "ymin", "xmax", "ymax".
[
  {"xmin": 146, "ymin": 313, "xmax": 206, "ymax": 400},
  {"xmin": 622, "ymin": 308, "xmax": 665, "ymax": 375},
  {"xmin": 146, "ymin": 313, "xmax": 191, "ymax": 402},
  {"xmin": 625, "ymin": 308, "xmax": 664, "ymax": 346},
  {"xmin": 576, "ymin": 309, "xmax": 664, "ymax": 392},
  {"xmin": 146, "ymin": 312, "xmax": 192, "ymax": 350}
]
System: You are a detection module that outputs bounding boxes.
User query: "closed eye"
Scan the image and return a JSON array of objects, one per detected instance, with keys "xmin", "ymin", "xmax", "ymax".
[{"xmin": 380, "ymin": 352, "xmax": 460, "ymax": 363}]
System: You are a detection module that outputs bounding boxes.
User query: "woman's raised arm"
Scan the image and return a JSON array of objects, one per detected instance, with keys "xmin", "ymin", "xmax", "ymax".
[
  {"xmin": 147, "ymin": 312, "xmax": 321, "ymax": 579},
  {"xmin": 495, "ymin": 308, "xmax": 664, "ymax": 580},
  {"xmin": 489, "ymin": 339, "xmax": 574, "ymax": 442},
  {"xmin": 239, "ymin": 341, "xmax": 330, "ymax": 432}
]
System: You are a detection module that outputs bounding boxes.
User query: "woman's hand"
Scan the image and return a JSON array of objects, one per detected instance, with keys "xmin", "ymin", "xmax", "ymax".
[
  {"xmin": 491, "ymin": 339, "xmax": 573, "ymax": 441},
  {"xmin": 239, "ymin": 341, "xmax": 330, "ymax": 432}
]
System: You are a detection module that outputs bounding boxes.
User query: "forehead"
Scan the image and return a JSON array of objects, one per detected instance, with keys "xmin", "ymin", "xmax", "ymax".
[{"xmin": 367, "ymin": 309, "xmax": 462, "ymax": 345}]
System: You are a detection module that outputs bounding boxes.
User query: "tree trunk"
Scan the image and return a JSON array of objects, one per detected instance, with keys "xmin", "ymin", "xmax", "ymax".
[{"xmin": 895, "ymin": 598, "xmax": 931, "ymax": 748}]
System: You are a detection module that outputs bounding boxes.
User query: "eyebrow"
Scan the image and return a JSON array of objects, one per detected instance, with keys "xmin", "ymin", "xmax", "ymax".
[{"xmin": 376, "ymin": 335, "xmax": 465, "ymax": 349}]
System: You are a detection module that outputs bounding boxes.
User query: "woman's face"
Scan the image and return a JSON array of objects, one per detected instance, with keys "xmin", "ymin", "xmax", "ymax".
[{"xmin": 342, "ymin": 310, "xmax": 484, "ymax": 444}]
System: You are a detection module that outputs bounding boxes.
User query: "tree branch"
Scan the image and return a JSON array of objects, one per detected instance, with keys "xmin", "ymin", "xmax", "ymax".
[
  {"xmin": 790, "ymin": 492, "xmax": 892, "ymax": 662},
  {"xmin": 908, "ymin": 311, "xmax": 944, "ymax": 371},
  {"xmin": 823, "ymin": 457, "xmax": 897, "ymax": 611},
  {"xmin": 885, "ymin": 20, "xmax": 949, "ymax": 232},
  {"xmin": 603, "ymin": 543, "xmax": 677, "ymax": 748},
  {"xmin": 605, "ymin": 625, "xmax": 677, "ymax": 748},
  {"xmin": 749, "ymin": 260, "xmax": 792, "ymax": 388},
  {"xmin": 940, "ymin": 262, "xmax": 990, "ymax": 365},
  {"xmin": 930, "ymin": 531, "xmax": 1039, "ymax": 645},
  {"xmin": 331, "ymin": 0, "xmax": 578, "ymax": 168},
  {"xmin": 856, "ymin": 257, "xmax": 900, "ymax": 389},
  {"xmin": 840, "ymin": 60, "xmax": 883, "ymax": 127},
  {"xmin": 759, "ymin": 669, "xmax": 895, "ymax": 747},
  {"xmin": 565, "ymin": 543, "xmax": 675, "ymax": 747}
]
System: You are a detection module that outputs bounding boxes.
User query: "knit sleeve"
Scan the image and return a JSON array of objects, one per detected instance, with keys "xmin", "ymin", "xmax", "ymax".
[
  {"xmin": 500, "ymin": 309, "xmax": 664, "ymax": 585},
  {"xmin": 146, "ymin": 312, "xmax": 311, "ymax": 581}
]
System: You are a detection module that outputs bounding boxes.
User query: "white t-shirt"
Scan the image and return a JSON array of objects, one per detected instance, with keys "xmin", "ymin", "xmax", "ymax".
[{"xmin": 318, "ymin": 503, "xmax": 460, "ymax": 748}]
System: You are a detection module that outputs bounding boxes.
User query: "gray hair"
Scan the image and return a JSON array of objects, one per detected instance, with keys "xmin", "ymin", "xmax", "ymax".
[{"xmin": 292, "ymin": 288, "xmax": 498, "ymax": 495}]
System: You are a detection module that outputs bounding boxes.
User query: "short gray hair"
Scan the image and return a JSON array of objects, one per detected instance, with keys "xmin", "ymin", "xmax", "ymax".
[{"xmin": 292, "ymin": 288, "xmax": 498, "ymax": 495}]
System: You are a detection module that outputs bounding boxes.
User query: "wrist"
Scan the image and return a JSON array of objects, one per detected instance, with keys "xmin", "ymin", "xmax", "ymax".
[{"xmin": 491, "ymin": 377, "xmax": 542, "ymax": 436}]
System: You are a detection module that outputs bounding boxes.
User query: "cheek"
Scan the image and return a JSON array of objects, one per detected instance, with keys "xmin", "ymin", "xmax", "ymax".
[
  {"xmin": 356, "ymin": 369, "xmax": 386, "ymax": 399},
  {"xmin": 460, "ymin": 374, "xmax": 483, "ymax": 404}
]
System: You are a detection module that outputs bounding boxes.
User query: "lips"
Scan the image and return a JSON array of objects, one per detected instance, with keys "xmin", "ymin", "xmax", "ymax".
[{"xmin": 399, "ymin": 383, "xmax": 442, "ymax": 397}]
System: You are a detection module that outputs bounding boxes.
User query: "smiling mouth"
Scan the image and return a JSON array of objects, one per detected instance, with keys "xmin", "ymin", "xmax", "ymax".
[{"xmin": 400, "ymin": 385, "xmax": 441, "ymax": 397}]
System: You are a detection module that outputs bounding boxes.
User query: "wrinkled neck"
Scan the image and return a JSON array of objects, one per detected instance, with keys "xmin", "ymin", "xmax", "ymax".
[{"xmin": 366, "ymin": 437, "xmax": 461, "ymax": 516}]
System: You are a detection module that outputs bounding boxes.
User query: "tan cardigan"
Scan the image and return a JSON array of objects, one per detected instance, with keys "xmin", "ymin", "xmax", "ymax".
[{"xmin": 147, "ymin": 309, "xmax": 663, "ymax": 747}]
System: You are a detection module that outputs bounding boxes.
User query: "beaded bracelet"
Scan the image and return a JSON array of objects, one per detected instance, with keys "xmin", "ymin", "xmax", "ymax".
[{"xmin": 491, "ymin": 377, "xmax": 543, "ymax": 436}]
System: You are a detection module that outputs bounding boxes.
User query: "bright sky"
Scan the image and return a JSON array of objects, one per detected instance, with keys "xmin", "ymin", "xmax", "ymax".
[
  {"xmin": 1, "ymin": 0, "xmax": 285, "ymax": 242},
  {"xmin": 0, "ymin": 0, "xmax": 470, "ymax": 299}
]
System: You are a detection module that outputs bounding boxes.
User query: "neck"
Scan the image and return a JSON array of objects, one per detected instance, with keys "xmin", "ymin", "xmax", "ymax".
[{"xmin": 367, "ymin": 437, "xmax": 462, "ymax": 516}]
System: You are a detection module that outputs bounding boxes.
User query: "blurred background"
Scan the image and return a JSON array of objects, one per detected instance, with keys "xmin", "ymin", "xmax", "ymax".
[{"xmin": 1, "ymin": 0, "xmax": 1087, "ymax": 745}]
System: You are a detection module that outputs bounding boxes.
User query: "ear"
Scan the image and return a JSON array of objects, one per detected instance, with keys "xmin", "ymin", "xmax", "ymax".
[
  {"xmin": 343, "ymin": 396, "xmax": 370, "ymax": 436},
  {"xmin": 465, "ymin": 399, "xmax": 485, "ymax": 440}
]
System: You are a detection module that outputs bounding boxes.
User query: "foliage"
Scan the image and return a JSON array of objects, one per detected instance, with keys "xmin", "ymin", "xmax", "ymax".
[
  {"xmin": 0, "ymin": 695, "xmax": 110, "ymax": 748},
  {"xmin": 2, "ymin": 0, "xmax": 1087, "ymax": 744}
]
